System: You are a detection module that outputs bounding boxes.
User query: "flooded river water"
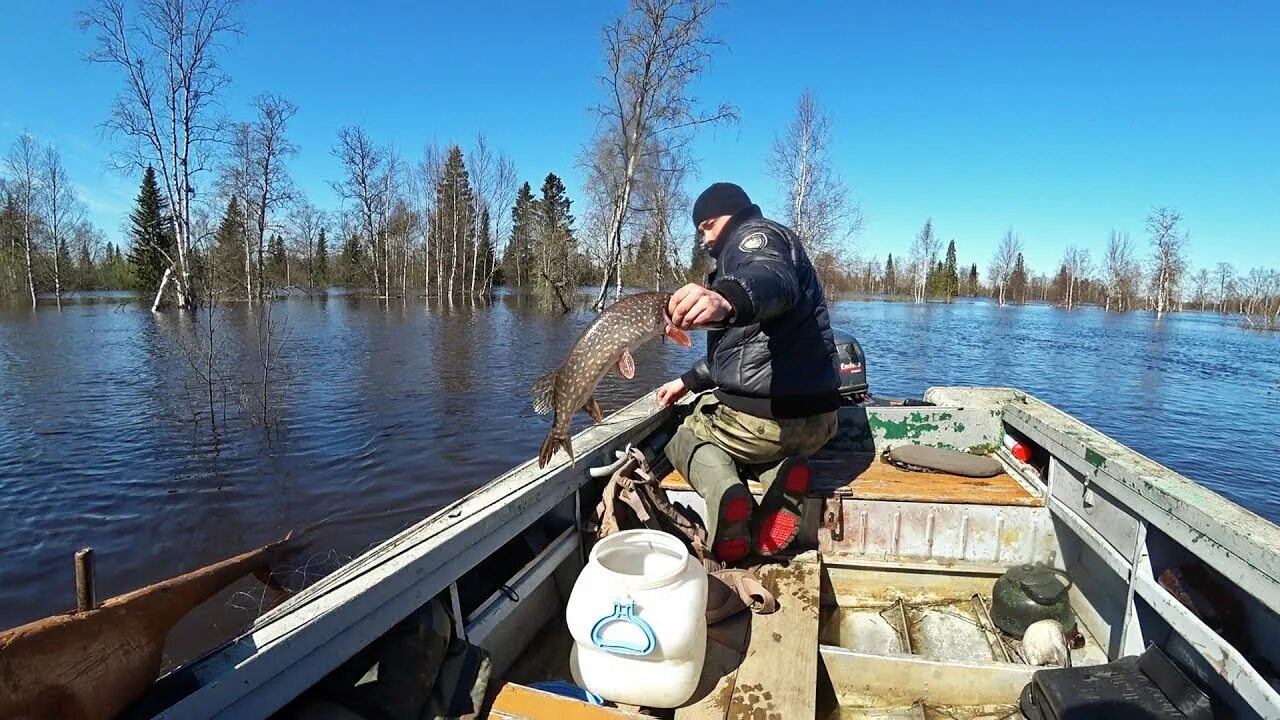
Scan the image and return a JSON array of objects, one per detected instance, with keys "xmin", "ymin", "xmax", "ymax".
[{"xmin": 1, "ymin": 289, "xmax": 1277, "ymax": 667}]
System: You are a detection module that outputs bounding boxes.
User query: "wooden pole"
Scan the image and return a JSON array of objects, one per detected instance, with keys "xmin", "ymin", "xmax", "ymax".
[{"xmin": 75, "ymin": 547, "xmax": 95, "ymax": 612}]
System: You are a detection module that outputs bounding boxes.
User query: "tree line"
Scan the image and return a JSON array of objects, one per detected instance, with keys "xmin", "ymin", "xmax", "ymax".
[{"xmin": 819, "ymin": 208, "xmax": 1280, "ymax": 330}]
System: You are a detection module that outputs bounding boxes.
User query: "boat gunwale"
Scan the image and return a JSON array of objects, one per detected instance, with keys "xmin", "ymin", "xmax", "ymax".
[{"xmin": 994, "ymin": 390, "xmax": 1280, "ymax": 615}]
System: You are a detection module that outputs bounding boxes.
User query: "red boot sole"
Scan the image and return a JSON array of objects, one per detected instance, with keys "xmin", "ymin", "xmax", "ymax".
[
  {"xmin": 723, "ymin": 495, "xmax": 751, "ymax": 523},
  {"xmin": 783, "ymin": 462, "xmax": 811, "ymax": 494},
  {"xmin": 714, "ymin": 538, "xmax": 749, "ymax": 564},
  {"xmin": 756, "ymin": 511, "xmax": 799, "ymax": 555}
]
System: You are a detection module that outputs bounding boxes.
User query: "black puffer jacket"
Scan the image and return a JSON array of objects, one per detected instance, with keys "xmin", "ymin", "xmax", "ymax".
[{"xmin": 680, "ymin": 204, "xmax": 841, "ymax": 419}]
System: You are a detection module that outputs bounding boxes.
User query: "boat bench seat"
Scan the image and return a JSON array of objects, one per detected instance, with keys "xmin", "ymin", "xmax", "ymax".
[
  {"xmin": 675, "ymin": 550, "xmax": 822, "ymax": 719},
  {"xmin": 659, "ymin": 451, "xmax": 1042, "ymax": 507}
]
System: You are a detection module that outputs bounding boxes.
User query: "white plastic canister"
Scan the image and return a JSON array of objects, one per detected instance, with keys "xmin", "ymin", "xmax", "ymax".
[{"xmin": 566, "ymin": 529, "xmax": 708, "ymax": 708}]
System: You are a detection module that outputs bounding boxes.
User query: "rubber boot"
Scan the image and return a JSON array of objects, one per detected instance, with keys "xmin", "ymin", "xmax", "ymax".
[
  {"xmin": 665, "ymin": 426, "xmax": 753, "ymax": 564},
  {"xmin": 750, "ymin": 455, "xmax": 812, "ymax": 556}
]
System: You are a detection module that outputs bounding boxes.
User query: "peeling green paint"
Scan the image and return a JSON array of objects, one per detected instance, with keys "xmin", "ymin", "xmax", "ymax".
[
  {"xmin": 1086, "ymin": 448, "xmax": 1107, "ymax": 469},
  {"xmin": 868, "ymin": 413, "xmax": 941, "ymax": 440},
  {"xmin": 938, "ymin": 412, "xmax": 954, "ymax": 421},
  {"xmin": 953, "ymin": 422, "xmax": 966, "ymax": 433}
]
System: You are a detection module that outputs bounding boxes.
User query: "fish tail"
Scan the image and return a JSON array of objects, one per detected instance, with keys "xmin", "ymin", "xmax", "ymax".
[{"xmin": 538, "ymin": 428, "xmax": 575, "ymax": 469}]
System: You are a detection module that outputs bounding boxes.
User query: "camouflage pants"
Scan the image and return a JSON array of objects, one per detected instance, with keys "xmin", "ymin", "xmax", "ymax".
[{"xmin": 664, "ymin": 393, "xmax": 838, "ymax": 542}]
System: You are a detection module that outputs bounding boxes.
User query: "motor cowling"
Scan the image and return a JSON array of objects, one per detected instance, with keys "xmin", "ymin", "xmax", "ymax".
[{"xmin": 832, "ymin": 328, "xmax": 869, "ymax": 403}]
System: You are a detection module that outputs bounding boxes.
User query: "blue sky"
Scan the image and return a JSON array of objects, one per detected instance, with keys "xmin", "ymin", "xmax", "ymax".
[{"xmin": 3, "ymin": 1, "xmax": 1277, "ymax": 275}]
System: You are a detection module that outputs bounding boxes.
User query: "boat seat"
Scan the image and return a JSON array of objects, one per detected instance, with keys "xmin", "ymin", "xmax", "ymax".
[
  {"xmin": 675, "ymin": 550, "xmax": 822, "ymax": 719},
  {"xmin": 659, "ymin": 451, "xmax": 1042, "ymax": 507}
]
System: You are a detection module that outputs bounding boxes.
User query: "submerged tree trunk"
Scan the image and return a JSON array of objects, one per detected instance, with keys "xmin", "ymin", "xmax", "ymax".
[
  {"xmin": 23, "ymin": 223, "xmax": 35, "ymax": 310},
  {"xmin": 152, "ymin": 266, "xmax": 173, "ymax": 313}
]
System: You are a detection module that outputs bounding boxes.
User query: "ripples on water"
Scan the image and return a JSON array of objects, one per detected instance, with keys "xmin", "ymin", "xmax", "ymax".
[{"xmin": 1, "ymin": 290, "xmax": 1277, "ymax": 665}]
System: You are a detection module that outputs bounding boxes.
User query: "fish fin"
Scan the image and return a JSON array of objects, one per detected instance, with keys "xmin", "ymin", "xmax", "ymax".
[
  {"xmin": 530, "ymin": 369, "xmax": 558, "ymax": 415},
  {"xmin": 617, "ymin": 349, "xmax": 636, "ymax": 379},
  {"xmin": 538, "ymin": 430, "xmax": 575, "ymax": 469},
  {"xmin": 583, "ymin": 396, "xmax": 604, "ymax": 423},
  {"xmin": 665, "ymin": 326, "xmax": 693, "ymax": 347}
]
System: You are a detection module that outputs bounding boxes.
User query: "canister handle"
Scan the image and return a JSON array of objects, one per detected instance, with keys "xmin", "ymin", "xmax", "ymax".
[{"xmin": 589, "ymin": 598, "xmax": 656, "ymax": 656}]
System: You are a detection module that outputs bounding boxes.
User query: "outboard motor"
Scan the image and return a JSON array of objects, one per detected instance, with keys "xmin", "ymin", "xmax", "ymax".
[{"xmin": 832, "ymin": 328, "xmax": 869, "ymax": 404}]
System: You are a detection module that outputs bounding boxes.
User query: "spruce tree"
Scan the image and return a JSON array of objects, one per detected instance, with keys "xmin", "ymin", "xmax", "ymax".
[
  {"xmin": 1010, "ymin": 252, "xmax": 1028, "ymax": 304},
  {"xmin": 213, "ymin": 197, "xmax": 244, "ymax": 289},
  {"xmin": 126, "ymin": 166, "xmax": 175, "ymax": 295},
  {"xmin": 503, "ymin": 181, "xmax": 537, "ymax": 287},
  {"xmin": 968, "ymin": 263, "xmax": 979, "ymax": 295},
  {"xmin": 943, "ymin": 240, "xmax": 959, "ymax": 300},
  {"xmin": 431, "ymin": 146, "xmax": 476, "ymax": 294},
  {"xmin": 341, "ymin": 232, "xmax": 362, "ymax": 286},
  {"xmin": 884, "ymin": 253, "xmax": 896, "ymax": 294},
  {"xmin": 536, "ymin": 173, "xmax": 575, "ymax": 286},
  {"xmin": 269, "ymin": 233, "xmax": 286, "ymax": 285},
  {"xmin": 314, "ymin": 227, "xmax": 328, "ymax": 285}
]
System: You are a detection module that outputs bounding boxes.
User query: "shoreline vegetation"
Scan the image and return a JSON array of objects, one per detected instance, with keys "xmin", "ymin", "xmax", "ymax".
[{"xmin": 1, "ymin": 0, "xmax": 1277, "ymax": 331}]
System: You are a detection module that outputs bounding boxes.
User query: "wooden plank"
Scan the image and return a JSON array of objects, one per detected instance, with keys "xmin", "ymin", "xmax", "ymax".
[
  {"xmin": 725, "ymin": 551, "xmax": 822, "ymax": 720},
  {"xmin": 490, "ymin": 683, "xmax": 651, "ymax": 719},
  {"xmin": 660, "ymin": 457, "xmax": 1040, "ymax": 508},
  {"xmin": 674, "ymin": 612, "xmax": 749, "ymax": 719},
  {"xmin": 840, "ymin": 457, "xmax": 1039, "ymax": 506}
]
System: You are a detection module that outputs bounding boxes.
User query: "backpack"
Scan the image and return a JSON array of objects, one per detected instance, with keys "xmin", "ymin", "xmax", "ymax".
[{"xmin": 583, "ymin": 444, "xmax": 776, "ymax": 624}]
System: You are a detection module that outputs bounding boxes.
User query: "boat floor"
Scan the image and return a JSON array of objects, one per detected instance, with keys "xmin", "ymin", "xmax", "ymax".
[
  {"xmin": 492, "ymin": 551, "xmax": 1106, "ymax": 719},
  {"xmin": 658, "ymin": 452, "xmax": 1042, "ymax": 508}
]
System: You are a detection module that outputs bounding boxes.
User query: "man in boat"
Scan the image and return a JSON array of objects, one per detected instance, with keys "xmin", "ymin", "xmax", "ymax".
[{"xmin": 657, "ymin": 181, "xmax": 841, "ymax": 564}]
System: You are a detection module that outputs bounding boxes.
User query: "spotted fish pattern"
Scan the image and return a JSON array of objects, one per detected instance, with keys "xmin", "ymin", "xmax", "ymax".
[{"xmin": 532, "ymin": 291, "xmax": 692, "ymax": 468}]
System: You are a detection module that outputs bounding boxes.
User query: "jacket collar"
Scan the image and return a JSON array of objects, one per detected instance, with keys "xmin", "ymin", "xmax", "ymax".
[{"xmin": 708, "ymin": 204, "xmax": 762, "ymax": 259}]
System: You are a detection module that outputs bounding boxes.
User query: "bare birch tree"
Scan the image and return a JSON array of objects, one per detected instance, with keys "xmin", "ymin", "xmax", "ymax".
[
  {"xmin": 1214, "ymin": 262, "xmax": 1235, "ymax": 313},
  {"xmin": 80, "ymin": 0, "xmax": 243, "ymax": 310},
  {"xmin": 1102, "ymin": 230, "xmax": 1141, "ymax": 311},
  {"xmin": 1187, "ymin": 268, "xmax": 1212, "ymax": 311},
  {"xmin": 416, "ymin": 143, "xmax": 444, "ymax": 295},
  {"xmin": 908, "ymin": 219, "xmax": 941, "ymax": 304},
  {"xmin": 1059, "ymin": 245, "xmax": 1092, "ymax": 309},
  {"xmin": 766, "ymin": 88, "xmax": 862, "ymax": 273},
  {"xmin": 988, "ymin": 228, "xmax": 1021, "ymax": 307},
  {"xmin": 219, "ymin": 122, "xmax": 257, "ymax": 300},
  {"xmin": 331, "ymin": 125, "xmax": 388, "ymax": 297},
  {"xmin": 4, "ymin": 133, "xmax": 40, "ymax": 308},
  {"xmin": 637, "ymin": 145, "xmax": 691, "ymax": 290},
  {"xmin": 288, "ymin": 201, "xmax": 325, "ymax": 288},
  {"xmin": 467, "ymin": 133, "xmax": 495, "ymax": 295},
  {"xmin": 587, "ymin": 0, "xmax": 736, "ymax": 310},
  {"xmin": 245, "ymin": 93, "xmax": 297, "ymax": 300},
  {"xmin": 39, "ymin": 146, "xmax": 85, "ymax": 309},
  {"xmin": 486, "ymin": 154, "xmax": 518, "ymax": 294},
  {"xmin": 1146, "ymin": 206, "xmax": 1189, "ymax": 317}
]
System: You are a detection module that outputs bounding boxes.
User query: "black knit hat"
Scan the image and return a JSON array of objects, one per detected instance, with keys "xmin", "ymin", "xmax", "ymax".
[{"xmin": 692, "ymin": 182, "xmax": 752, "ymax": 227}]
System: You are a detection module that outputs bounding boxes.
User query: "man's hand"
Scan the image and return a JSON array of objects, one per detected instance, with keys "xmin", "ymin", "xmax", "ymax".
[
  {"xmin": 668, "ymin": 283, "xmax": 732, "ymax": 329},
  {"xmin": 656, "ymin": 378, "xmax": 689, "ymax": 407}
]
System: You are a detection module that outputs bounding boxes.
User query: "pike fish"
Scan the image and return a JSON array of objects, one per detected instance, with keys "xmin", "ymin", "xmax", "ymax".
[{"xmin": 532, "ymin": 291, "xmax": 692, "ymax": 468}]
